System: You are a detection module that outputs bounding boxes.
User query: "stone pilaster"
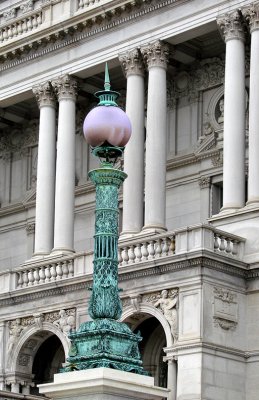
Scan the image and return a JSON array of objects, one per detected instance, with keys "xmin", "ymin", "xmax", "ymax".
[
  {"xmin": 141, "ymin": 40, "xmax": 169, "ymax": 231},
  {"xmin": 119, "ymin": 49, "xmax": 145, "ymax": 235},
  {"xmin": 32, "ymin": 81, "xmax": 56, "ymax": 256},
  {"xmin": 243, "ymin": 4, "xmax": 259, "ymax": 207},
  {"xmin": 217, "ymin": 11, "xmax": 246, "ymax": 212},
  {"xmin": 52, "ymin": 75, "xmax": 77, "ymax": 253}
]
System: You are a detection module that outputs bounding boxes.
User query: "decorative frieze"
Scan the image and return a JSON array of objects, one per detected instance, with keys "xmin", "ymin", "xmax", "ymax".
[
  {"xmin": 0, "ymin": 119, "xmax": 38, "ymax": 160},
  {"xmin": 217, "ymin": 10, "xmax": 246, "ymax": 42},
  {"xmin": 20, "ymin": 1, "xmax": 34, "ymax": 14},
  {"xmin": 213, "ymin": 287, "xmax": 238, "ymax": 331},
  {"xmin": 32, "ymin": 81, "xmax": 56, "ymax": 108},
  {"xmin": 141, "ymin": 40, "xmax": 170, "ymax": 70},
  {"xmin": 119, "ymin": 49, "xmax": 145, "ymax": 77}
]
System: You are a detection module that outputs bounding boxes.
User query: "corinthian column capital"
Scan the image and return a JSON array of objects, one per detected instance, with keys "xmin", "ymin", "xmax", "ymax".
[
  {"xmin": 119, "ymin": 49, "xmax": 145, "ymax": 77},
  {"xmin": 217, "ymin": 10, "xmax": 246, "ymax": 42},
  {"xmin": 52, "ymin": 74, "xmax": 77, "ymax": 101},
  {"xmin": 140, "ymin": 40, "xmax": 169, "ymax": 70},
  {"xmin": 243, "ymin": 3, "xmax": 259, "ymax": 32},
  {"xmin": 32, "ymin": 81, "xmax": 56, "ymax": 108}
]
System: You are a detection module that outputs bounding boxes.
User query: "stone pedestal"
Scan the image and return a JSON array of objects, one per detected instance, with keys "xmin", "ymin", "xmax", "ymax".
[{"xmin": 39, "ymin": 368, "xmax": 169, "ymax": 400}]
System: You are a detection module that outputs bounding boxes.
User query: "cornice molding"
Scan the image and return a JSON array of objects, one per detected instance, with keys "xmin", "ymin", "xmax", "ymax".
[
  {"xmin": 0, "ymin": 255, "xmax": 249, "ymax": 307},
  {"xmin": 0, "ymin": 0, "xmax": 182, "ymax": 71}
]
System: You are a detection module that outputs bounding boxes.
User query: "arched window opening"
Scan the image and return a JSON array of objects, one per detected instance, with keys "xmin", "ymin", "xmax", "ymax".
[{"xmin": 31, "ymin": 335, "xmax": 65, "ymax": 395}]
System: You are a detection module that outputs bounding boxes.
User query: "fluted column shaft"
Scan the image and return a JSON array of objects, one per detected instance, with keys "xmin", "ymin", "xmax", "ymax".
[
  {"xmin": 244, "ymin": 5, "xmax": 259, "ymax": 206},
  {"xmin": 218, "ymin": 12, "xmax": 246, "ymax": 211},
  {"xmin": 52, "ymin": 75, "xmax": 77, "ymax": 253},
  {"xmin": 119, "ymin": 50, "xmax": 145, "ymax": 235},
  {"xmin": 141, "ymin": 40, "xmax": 169, "ymax": 231},
  {"xmin": 32, "ymin": 82, "xmax": 56, "ymax": 255}
]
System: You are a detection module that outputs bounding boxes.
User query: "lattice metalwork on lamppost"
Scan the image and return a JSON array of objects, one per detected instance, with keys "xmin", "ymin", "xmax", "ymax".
[{"xmin": 62, "ymin": 64, "xmax": 147, "ymax": 375}]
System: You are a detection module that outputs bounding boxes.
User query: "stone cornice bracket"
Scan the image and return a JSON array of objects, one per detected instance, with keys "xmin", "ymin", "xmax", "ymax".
[
  {"xmin": 32, "ymin": 81, "xmax": 56, "ymax": 108},
  {"xmin": 52, "ymin": 74, "xmax": 78, "ymax": 101},
  {"xmin": 119, "ymin": 48, "xmax": 145, "ymax": 77},
  {"xmin": 243, "ymin": 3, "xmax": 259, "ymax": 33},
  {"xmin": 199, "ymin": 176, "xmax": 211, "ymax": 189},
  {"xmin": 217, "ymin": 10, "xmax": 246, "ymax": 42},
  {"xmin": 140, "ymin": 40, "xmax": 170, "ymax": 70}
]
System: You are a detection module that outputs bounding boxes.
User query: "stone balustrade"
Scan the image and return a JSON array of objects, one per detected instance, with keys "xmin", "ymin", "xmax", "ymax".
[
  {"xmin": 0, "ymin": 12, "xmax": 43, "ymax": 43},
  {"xmin": 0, "ymin": 225, "xmax": 245, "ymax": 294}
]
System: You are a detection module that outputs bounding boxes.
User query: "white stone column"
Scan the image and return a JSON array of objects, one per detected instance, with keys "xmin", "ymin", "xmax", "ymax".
[
  {"xmin": 244, "ymin": 5, "xmax": 259, "ymax": 207},
  {"xmin": 217, "ymin": 11, "xmax": 246, "ymax": 211},
  {"xmin": 32, "ymin": 82, "xmax": 56, "ymax": 255},
  {"xmin": 119, "ymin": 49, "xmax": 145, "ymax": 235},
  {"xmin": 141, "ymin": 40, "xmax": 169, "ymax": 231},
  {"xmin": 52, "ymin": 75, "xmax": 77, "ymax": 253},
  {"xmin": 167, "ymin": 359, "xmax": 177, "ymax": 400}
]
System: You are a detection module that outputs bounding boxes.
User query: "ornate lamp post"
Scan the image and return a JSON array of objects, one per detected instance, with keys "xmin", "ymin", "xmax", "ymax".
[{"xmin": 63, "ymin": 65, "xmax": 147, "ymax": 375}]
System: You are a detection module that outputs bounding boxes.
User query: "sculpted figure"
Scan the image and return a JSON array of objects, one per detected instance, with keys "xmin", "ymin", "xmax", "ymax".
[
  {"xmin": 8, "ymin": 318, "xmax": 23, "ymax": 354},
  {"xmin": 154, "ymin": 290, "xmax": 178, "ymax": 342},
  {"xmin": 53, "ymin": 310, "xmax": 75, "ymax": 336},
  {"xmin": 217, "ymin": 98, "xmax": 224, "ymax": 124}
]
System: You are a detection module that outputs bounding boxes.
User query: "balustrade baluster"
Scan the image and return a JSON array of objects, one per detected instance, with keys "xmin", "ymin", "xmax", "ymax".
[
  {"xmin": 135, "ymin": 243, "xmax": 142, "ymax": 262},
  {"xmin": 214, "ymin": 234, "xmax": 220, "ymax": 250},
  {"xmin": 155, "ymin": 239, "xmax": 162, "ymax": 257},
  {"xmin": 118, "ymin": 248, "xmax": 123, "ymax": 265},
  {"xmin": 63, "ymin": 261, "xmax": 69, "ymax": 278},
  {"xmin": 226, "ymin": 238, "xmax": 232, "ymax": 253},
  {"xmin": 128, "ymin": 245, "xmax": 136, "ymax": 263},
  {"xmin": 50, "ymin": 264, "xmax": 57, "ymax": 281},
  {"xmin": 45, "ymin": 265, "xmax": 51, "ymax": 282},
  {"xmin": 148, "ymin": 241, "xmax": 155, "ymax": 259},
  {"xmin": 23, "ymin": 270, "xmax": 29, "ymax": 287},
  {"xmin": 28, "ymin": 269, "xmax": 34, "ymax": 286},
  {"xmin": 122, "ymin": 246, "xmax": 129, "ymax": 265},
  {"xmin": 56, "ymin": 262, "xmax": 63, "ymax": 280},
  {"xmin": 219, "ymin": 236, "xmax": 226, "ymax": 251},
  {"xmin": 68, "ymin": 261, "xmax": 74, "ymax": 277},
  {"xmin": 162, "ymin": 238, "xmax": 169, "ymax": 256},
  {"xmin": 39, "ymin": 266, "xmax": 46, "ymax": 284},
  {"xmin": 141, "ymin": 242, "xmax": 149, "ymax": 261},
  {"xmin": 34, "ymin": 268, "xmax": 40, "ymax": 285},
  {"xmin": 17, "ymin": 272, "xmax": 23, "ymax": 288},
  {"xmin": 169, "ymin": 237, "xmax": 175, "ymax": 254}
]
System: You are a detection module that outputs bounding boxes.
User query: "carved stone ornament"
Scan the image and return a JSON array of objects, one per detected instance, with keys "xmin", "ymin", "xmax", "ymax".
[
  {"xmin": 211, "ymin": 151, "xmax": 223, "ymax": 167},
  {"xmin": 18, "ymin": 353, "xmax": 30, "ymax": 366},
  {"xmin": 20, "ymin": 1, "xmax": 34, "ymax": 14},
  {"xmin": 153, "ymin": 289, "xmax": 179, "ymax": 342},
  {"xmin": 141, "ymin": 40, "xmax": 169, "ymax": 70},
  {"xmin": 213, "ymin": 287, "xmax": 238, "ymax": 331},
  {"xmin": 52, "ymin": 75, "xmax": 78, "ymax": 101},
  {"xmin": 3, "ymin": 8, "xmax": 16, "ymax": 21},
  {"xmin": 167, "ymin": 58, "xmax": 225, "ymax": 108},
  {"xmin": 119, "ymin": 48, "xmax": 145, "ymax": 77},
  {"xmin": 53, "ymin": 309, "xmax": 76, "ymax": 336},
  {"xmin": 26, "ymin": 222, "xmax": 35, "ymax": 235},
  {"xmin": 8, "ymin": 319, "xmax": 24, "ymax": 354},
  {"xmin": 199, "ymin": 176, "xmax": 211, "ymax": 189},
  {"xmin": 243, "ymin": 3, "xmax": 259, "ymax": 32},
  {"xmin": 0, "ymin": 119, "xmax": 39, "ymax": 161},
  {"xmin": 217, "ymin": 10, "xmax": 246, "ymax": 42},
  {"xmin": 32, "ymin": 81, "xmax": 56, "ymax": 108}
]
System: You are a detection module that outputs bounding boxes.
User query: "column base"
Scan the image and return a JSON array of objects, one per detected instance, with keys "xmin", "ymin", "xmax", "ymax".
[
  {"xmin": 142, "ymin": 224, "xmax": 167, "ymax": 234},
  {"xmin": 51, "ymin": 247, "xmax": 75, "ymax": 255},
  {"xmin": 219, "ymin": 206, "xmax": 243, "ymax": 215},
  {"xmin": 39, "ymin": 368, "xmax": 169, "ymax": 400},
  {"xmin": 120, "ymin": 230, "xmax": 142, "ymax": 239},
  {"xmin": 245, "ymin": 200, "xmax": 259, "ymax": 209}
]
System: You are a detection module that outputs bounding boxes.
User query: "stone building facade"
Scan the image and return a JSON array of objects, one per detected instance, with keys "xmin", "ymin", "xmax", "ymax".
[{"xmin": 0, "ymin": 0, "xmax": 259, "ymax": 399}]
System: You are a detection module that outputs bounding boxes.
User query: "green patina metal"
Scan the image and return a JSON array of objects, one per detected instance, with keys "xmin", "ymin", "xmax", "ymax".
[{"xmin": 61, "ymin": 66, "xmax": 147, "ymax": 376}]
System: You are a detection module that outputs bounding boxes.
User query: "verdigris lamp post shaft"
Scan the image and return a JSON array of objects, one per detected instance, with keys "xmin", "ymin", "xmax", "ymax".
[
  {"xmin": 88, "ymin": 166, "xmax": 126, "ymax": 320},
  {"xmin": 63, "ymin": 64, "xmax": 147, "ymax": 375}
]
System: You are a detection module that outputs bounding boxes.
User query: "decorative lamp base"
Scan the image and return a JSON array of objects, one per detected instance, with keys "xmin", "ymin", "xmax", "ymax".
[{"xmin": 62, "ymin": 319, "xmax": 148, "ymax": 376}]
